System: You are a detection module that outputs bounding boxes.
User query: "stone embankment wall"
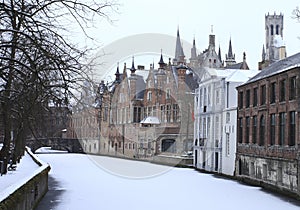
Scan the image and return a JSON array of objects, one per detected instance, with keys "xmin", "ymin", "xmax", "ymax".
[{"xmin": 0, "ymin": 148, "xmax": 50, "ymax": 210}]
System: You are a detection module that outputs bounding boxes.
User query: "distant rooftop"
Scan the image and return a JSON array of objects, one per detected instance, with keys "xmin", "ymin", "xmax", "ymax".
[{"xmin": 246, "ymin": 52, "xmax": 300, "ymax": 85}]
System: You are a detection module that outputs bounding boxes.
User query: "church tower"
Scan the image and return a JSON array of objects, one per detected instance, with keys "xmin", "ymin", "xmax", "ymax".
[
  {"xmin": 189, "ymin": 37, "xmax": 198, "ymax": 68},
  {"xmin": 259, "ymin": 12, "xmax": 286, "ymax": 69},
  {"xmin": 225, "ymin": 38, "xmax": 236, "ymax": 67},
  {"xmin": 265, "ymin": 12, "xmax": 285, "ymax": 63}
]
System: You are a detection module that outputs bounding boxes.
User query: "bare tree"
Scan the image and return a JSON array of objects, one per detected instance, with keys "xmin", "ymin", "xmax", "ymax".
[
  {"xmin": 293, "ymin": 6, "xmax": 300, "ymax": 20},
  {"xmin": 0, "ymin": 0, "xmax": 117, "ymax": 174}
]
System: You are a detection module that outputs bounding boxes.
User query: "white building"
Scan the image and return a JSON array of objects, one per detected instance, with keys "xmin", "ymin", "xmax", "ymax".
[{"xmin": 193, "ymin": 68, "xmax": 258, "ymax": 176}]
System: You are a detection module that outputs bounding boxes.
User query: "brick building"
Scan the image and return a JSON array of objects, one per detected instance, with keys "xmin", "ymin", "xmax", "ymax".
[
  {"xmin": 236, "ymin": 52, "xmax": 300, "ymax": 197},
  {"xmin": 95, "ymin": 53, "xmax": 197, "ymax": 161}
]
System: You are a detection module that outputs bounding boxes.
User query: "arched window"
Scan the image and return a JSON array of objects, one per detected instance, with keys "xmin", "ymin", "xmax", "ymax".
[
  {"xmin": 270, "ymin": 25, "xmax": 274, "ymax": 35},
  {"xmin": 259, "ymin": 115, "xmax": 265, "ymax": 146},
  {"xmin": 276, "ymin": 25, "xmax": 279, "ymax": 35}
]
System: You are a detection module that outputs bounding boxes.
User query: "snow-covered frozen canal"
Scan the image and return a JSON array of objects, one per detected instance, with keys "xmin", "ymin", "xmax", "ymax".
[{"xmin": 35, "ymin": 153, "xmax": 300, "ymax": 210}]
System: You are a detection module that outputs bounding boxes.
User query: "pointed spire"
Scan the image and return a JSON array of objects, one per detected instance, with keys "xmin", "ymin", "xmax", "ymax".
[
  {"xmin": 218, "ymin": 45, "xmax": 222, "ymax": 63},
  {"xmin": 262, "ymin": 44, "xmax": 266, "ymax": 61},
  {"xmin": 190, "ymin": 36, "xmax": 197, "ymax": 59},
  {"xmin": 115, "ymin": 62, "xmax": 120, "ymax": 82},
  {"xmin": 227, "ymin": 38, "xmax": 234, "ymax": 59},
  {"xmin": 123, "ymin": 62, "xmax": 127, "ymax": 78},
  {"xmin": 130, "ymin": 56, "xmax": 136, "ymax": 74},
  {"xmin": 174, "ymin": 27, "xmax": 185, "ymax": 61},
  {"xmin": 158, "ymin": 49, "xmax": 165, "ymax": 67}
]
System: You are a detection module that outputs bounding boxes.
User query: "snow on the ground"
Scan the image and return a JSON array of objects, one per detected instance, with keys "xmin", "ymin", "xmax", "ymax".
[
  {"xmin": 35, "ymin": 147, "xmax": 67, "ymax": 154},
  {"xmin": 36, "ymin": 152, "xmax": 300, "ymax": 210},
  {"xmin": 0, "ymin": 148, "xmax": 48, "ymax": 202}
]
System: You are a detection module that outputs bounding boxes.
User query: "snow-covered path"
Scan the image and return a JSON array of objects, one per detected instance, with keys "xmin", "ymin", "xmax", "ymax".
[{"xmin": 36, "ymin": 153, "xmax": 300, "ymax": 210}]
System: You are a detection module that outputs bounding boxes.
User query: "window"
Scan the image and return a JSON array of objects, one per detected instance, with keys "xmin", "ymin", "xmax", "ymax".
[
  {"xmin": 276, "ymin": 25, "xmax": 279, "ymax": 35},
  {"xmin": 166, "ymin": 89, "xmax": 171, "ymax": 99},
  {"xmin": 203, "ymin": 118, "xmax": 207, "ymax": 138},
  {"xmin": 216, "ymin": 90, "xmax": 220, "ymax": 104},
  {"xmin": 103, "ymin": 106, "xmax": 108, "ymax": 121},
  {"xmin": 200, "ymin": 89, "xmax": 203, "ymax": 107},
  {"xmin": 207, "ymin": 117, "xmax": 211, "ymax": 138},
  {"xmin": 252, "ymin": 116, "xmax": 257, "ymax": 144},
  {"xmin": 226, "ymin": 112, "xmax": 230, "ymax": 123},
  {"xmin": 133, "ymin": 107, "xmax": 142, "ymax": 123},
  {"xmin": 260, "ymin": 85, "xmax": 266, "ymax": 105},
  {"xmin": 226, "ymin": 133, "xmax": 230, "ymax": 156},
  {"xmin": 253, "ymin": 87, "xmax": 258, "ymax": 107},
  {"xmin": 279, "ymin": 79, "xmax": 286, "ymax": 102},
  {"xmin": 289, "ymin": 111, "xmax": 296, "ymax": 146},
  {"xmin": 270, "ymin": 24, "xmax": 274, "ymax": 35},
  {"xmin": 246, "ymin": 90, "xmax": 250, "ymax": 108},
  {"xmin": 204, "ymin": 88, "xmax": 207, "ymax": 106},
  {"xmin": 270, "ymin": 82, "xmax": 276, "ymax": 104},
  {"xmin": 238, "ymin": 118, "xmax": 243, "ymax": 143},
  {"xmin": 153, "ymin": 106, "xmax": 157, "ymax": 117},
  {"xmin": 259, "ymin": 115, "xmax": 265, "ymax": 146},
  {"xmin": 270, "ymin": 114, "xmax": 276, "ymax": 145},
  {"xmin": 160, "ymin": 105, "xmax": 165, "ymax": 122},
  {"xmin": 215, "ymin": 116, "xmax": 220, "ymax": 139},
  {"xmin": 208, "ymin": 86, "xmax": 211, "ymax": 105},
  {"xmin": 238, "ymin": 91, "xmax": 243, "ymax": 109},
  {"xmin": 147, "ymin": 91, "xmax": 152, "ymax": 101},
  {"xmin": 279, "ymin": 112, "xmax": 285, "ymax": 146},
  {"xmin": 289, "ymin": 76, "xmax": 296, "ymax": 100},
  {"xmin": 172, "ymin": 104, "xmax": 179, "ymax": 122},
  {"xmin": 246, "ymin": 117, "xmax": 250, "ymax": 143},
  {"xmin": 166, "ymin": 104, "xmax": 171, "ymax": 122}
]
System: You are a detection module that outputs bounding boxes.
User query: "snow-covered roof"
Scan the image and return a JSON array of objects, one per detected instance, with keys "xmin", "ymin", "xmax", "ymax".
[
  {"xmin": 140, "ymin": 116, "xmax": 160, "ymax": 124},
  {"xmin": 245, "ymin": 52, "xmax": 300, "ymax": 85},
  {"xmin": 202, "ymin": 68, "xmax": 259, "ymax": 83}
]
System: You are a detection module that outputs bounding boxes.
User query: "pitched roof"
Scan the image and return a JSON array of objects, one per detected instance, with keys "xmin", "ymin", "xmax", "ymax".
[
  {"xmin": 225, "ymin": 62, "xmax": 248, "ymax": 70},
  {"xmin": 246, "ymin": 52, "xmax": 300, "ymax": 84}
]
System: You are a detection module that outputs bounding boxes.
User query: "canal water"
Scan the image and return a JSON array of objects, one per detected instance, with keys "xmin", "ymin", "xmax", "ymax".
[{"xmin": 35, "ymin": 153, "xmax": 300, "ymax": 210}]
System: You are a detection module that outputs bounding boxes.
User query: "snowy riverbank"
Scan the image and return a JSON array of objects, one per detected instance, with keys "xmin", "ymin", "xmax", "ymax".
[{"xmin": 0, "ymin": 147, "xmax": 50, "ymax": 209}]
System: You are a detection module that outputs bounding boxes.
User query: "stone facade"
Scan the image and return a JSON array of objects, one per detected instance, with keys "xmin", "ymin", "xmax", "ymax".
[
  {"xmin": 194, "ymin": 68, "xmax": 258, "ymax": 176},
  {"xmin": 259, "ymin": 12, "xmax": 286, "ymax": 69}
]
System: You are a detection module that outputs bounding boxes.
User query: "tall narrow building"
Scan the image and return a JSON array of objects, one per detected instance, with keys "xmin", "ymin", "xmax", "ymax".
[{"xmin": 259, "ymin": 12, "xmax": 286, "ymax": 69}]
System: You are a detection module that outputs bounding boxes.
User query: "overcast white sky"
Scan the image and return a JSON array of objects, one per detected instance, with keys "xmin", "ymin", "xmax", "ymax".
[{"xmin": 85, "ymin": 0, "xmax": 300, "ymax": 70}]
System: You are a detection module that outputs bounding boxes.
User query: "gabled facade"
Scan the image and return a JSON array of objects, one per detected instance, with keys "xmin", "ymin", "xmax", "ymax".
[
  {"xmin": 236, "ymin": 52, "xmax": 300, "ymax": 197},
  {"xmin": 194, "ymin": 68, "xmax": 258, "ymax": 175},
  {"xmin": 92, "ymin": 52, "xmax": 198, "ymax": 162}
]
